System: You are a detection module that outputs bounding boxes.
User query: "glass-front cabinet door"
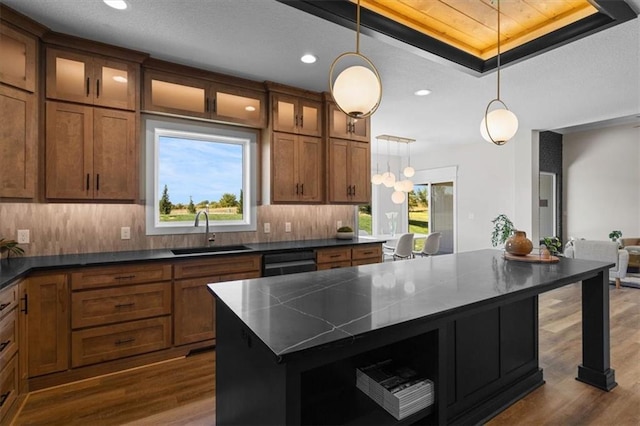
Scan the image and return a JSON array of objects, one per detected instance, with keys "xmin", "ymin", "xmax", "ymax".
[
  {"xmin": 143, "ymin": 70, "xmax": 207, "ymax": 118},
  {"xmin": 211, "ymin": 85, "xmax": 266, "ymax": 128},
  {"xmin": 328, "ymin": 103, "xmax": 370, "ymax": 142},
  {"xmin": 93, "ymin": 58, "xmax": 136, "ymax": 110},
  {"xmin": 0, "ymin": 22, "xmax": 37, "ymax": 92}
]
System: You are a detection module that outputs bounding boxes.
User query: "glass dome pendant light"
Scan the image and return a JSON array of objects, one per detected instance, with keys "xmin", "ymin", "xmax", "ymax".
[
  {"xmin": 371, "ymin": 136, "xmax": 383, "ymax": 185},
  {"xmin": 403, "ymin": 140, "xmax": 415, "ymax": 177},
  {"xmin": 392, "ymin": 142, "xmax": 406, "ymax": 204},
  {"xmin": 381, "ymin": 139, "xmax": 396, "ymax": 188},
  {"xmin": 329, "ymin": 0, "xmax": 382, "ymax": 119},
  {"xmin": 480, "ymin": 0, "xmax": 518, "ymax": 145}
]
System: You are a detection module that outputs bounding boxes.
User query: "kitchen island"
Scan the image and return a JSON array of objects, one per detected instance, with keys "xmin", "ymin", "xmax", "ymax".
[{"xmin": 209, "ymin": 249, "xmax": 616, "ymax": 425}]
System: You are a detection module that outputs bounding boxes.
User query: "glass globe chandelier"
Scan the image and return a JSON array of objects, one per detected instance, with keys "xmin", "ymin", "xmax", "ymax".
[
  {"xmin": 375, "ymin": 135, "xmax": 416, "ymax": 204},
  {"xmin": 480, "ymin": 0, "xmax": 518, "ymax": 145},
  {"xmin": 329, "ymin": 0, "xmax": 382, "ymax": 119}
]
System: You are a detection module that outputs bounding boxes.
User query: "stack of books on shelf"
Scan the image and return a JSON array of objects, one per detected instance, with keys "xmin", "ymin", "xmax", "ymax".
[{"xmin": 356, "ymin": 359, "xmax": 434, "ymax": 420}]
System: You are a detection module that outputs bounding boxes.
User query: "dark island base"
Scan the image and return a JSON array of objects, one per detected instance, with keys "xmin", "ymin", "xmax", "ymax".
[{"xmin": 217, "ymin": 295, "xmax": 547, "ymax": 425}]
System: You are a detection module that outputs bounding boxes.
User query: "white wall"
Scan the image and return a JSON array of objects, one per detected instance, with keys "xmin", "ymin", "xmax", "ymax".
[
  {"xmin": 563, "ymin": 124, "xmax": 640, "ymax": 241},
  {"xmin": 408, "ymin": 134, "xmax": 525, "ymax": 252}
]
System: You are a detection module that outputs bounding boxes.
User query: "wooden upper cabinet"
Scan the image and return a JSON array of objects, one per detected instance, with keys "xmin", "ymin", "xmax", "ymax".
[
  {"xmin": 271, "ymin": 132, "xmax": 323, "ymax": 203},
  {"xmin": 143, "ymin": 69, "xmax": 266, "ymax": 127},
  {"xmin": 46, "ymin": 47, "xmax": 138, "ymax": 111},
  {"xmin": 46, "ymin": 101, "xmax": 137, "ymax": 200},
  {"xmin": 0, "ymin": 22, "xmax": 37, "ymax": 92},
  {"xmin": 327, "ymin": 102, "xmax": 370, "ymax": 142},
  {"xmin": 328, "ymin": 138, "xmax": 370, "ymax": 204},
  {"xmin": 0, "ymin": 84, "xmax": 36, "ymax": 198},
  {"xmin": 271, "ymin": 93, "xmax": 321, "ymax": 136}
]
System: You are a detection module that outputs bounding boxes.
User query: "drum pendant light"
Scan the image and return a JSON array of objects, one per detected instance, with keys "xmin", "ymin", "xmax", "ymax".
[
  {"xmin": 329, "ymin": 0, "xmax": 382, "ymax": 119},
  {"xmin": 480, "ymin": 0, "xmax": 518, "ymax": 145}
]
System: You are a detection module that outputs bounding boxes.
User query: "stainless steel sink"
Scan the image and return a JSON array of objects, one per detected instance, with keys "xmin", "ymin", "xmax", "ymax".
[{"xmin": 171, "ymin": 245, "xmax": 252, "ymax": 255}]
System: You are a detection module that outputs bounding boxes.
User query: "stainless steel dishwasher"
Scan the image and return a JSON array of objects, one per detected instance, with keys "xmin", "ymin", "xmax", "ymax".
[{"xmin": 262, "ymin": 250, "xmax": 316, "ymax": 276}]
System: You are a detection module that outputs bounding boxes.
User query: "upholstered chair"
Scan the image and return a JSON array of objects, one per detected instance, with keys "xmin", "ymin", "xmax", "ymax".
[{"xmin": 564, "ymin": 240, "xmax": 629, "ymax": 289}]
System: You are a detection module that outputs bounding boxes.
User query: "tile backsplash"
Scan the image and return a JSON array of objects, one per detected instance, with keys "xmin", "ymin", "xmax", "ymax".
[{"xmin": 0, "ymin": 203, "xmax": 355, "ymax": 256}]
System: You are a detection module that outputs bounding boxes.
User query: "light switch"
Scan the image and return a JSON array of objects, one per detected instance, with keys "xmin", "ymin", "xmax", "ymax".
[{"xmin": 285, "ymin": 222, "xmax": 291, "ymax": 232}]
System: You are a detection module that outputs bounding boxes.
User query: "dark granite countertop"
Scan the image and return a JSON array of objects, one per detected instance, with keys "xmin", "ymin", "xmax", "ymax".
[
  {"xmin": 208, "ymin": 249, "xmax": 613, "ymax": 361},
  {"xmin": 0, "ymin": 238, "xmax": 385, "ymax": 291}
]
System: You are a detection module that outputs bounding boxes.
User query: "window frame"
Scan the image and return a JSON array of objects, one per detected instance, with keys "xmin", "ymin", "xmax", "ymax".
[{"xmin": 144, "ymin": 115, "xmax": 257, "ymax": 236}]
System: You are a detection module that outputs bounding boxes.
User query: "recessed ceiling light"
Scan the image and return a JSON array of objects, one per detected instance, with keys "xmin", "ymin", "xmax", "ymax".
[
  {"xmin": 414, "ymin": 89, "xmax": 431, "ymax": 96},
  {"xmin": 112, "ymin": 75, "xmax": 128, "ymax": 83},
  {"xmin": 245, "ymin": 106, "xmax": 256, "ymax": 112},
  {"xmin": 103, "ymin": 0, "xmax": 128, "ymax": 10},
  {"xmin": 301, "ymin": 54, "xmax": 317, "ymax": 64}
]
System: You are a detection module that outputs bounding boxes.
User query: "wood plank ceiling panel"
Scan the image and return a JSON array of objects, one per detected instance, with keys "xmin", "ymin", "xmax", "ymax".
[{"xmin": 357, "ymin": 0, "xmax": 598, "ymax": 59}]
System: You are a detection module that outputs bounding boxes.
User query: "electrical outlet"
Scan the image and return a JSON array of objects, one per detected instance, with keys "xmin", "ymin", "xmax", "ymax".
[
  {"xmin": 264, "ymin": 223, "xmax": 271, "ymax": 233},
  {"xmin": 121, "ymin": 226, "xmax": 131, "ymax": 240},
  {"xmin": 337, "ymin": 220, "xmax": 342, "ymax": 229},
  {"xmin": 17, "ymin": 229, "xmax": 30, "ymax": 244},
  {"xmin": 285, "ymin": 222, "xmax": 291, "ymax": 232}
]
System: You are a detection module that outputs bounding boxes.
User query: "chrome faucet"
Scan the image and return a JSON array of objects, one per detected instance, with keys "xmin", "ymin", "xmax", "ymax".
[{"xmin": 194, "ymin": 210, "xmax": 215, "ymax": 247}]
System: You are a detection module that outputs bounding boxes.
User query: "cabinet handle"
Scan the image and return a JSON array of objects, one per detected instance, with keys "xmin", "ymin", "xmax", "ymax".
[
  {"xmin": 96, "ymin": 79, "xmax": 100, "ymax": 98},
  {"xmin": 86, "ymin": 77, "xmax": 90, "ymax": 96},
  {"xmin": 300, "ymin": 115, "xmax": 304, "ymax": 128},
  {"xmin": 0, "ymin": 340, "xmax": 10, "ymax": 352},
  {"xmin": 115, "ymin": 302, "xmax": 135, "ymax": 308},
  {"xmin": 20, "ymin": 294, "xmax": 28, "ymax": 314},
  {"xmin": 294, "ymin": 114, "xmax": 298, "ymax": 127},
  {"xmin": 212, "ymin": 98, "xmax": 217, "ymax": 113},
  {"xmin": 86, "ymin": 174, "xmax": 90, "ymax": 191},
  {"xmin": 330, "ymin": 254, "xmax": 341, "ymax": 258},
  {"xmin": 114, "ymin": 275, "xmax": 136, "ymax": 280},
  {"xmin": 0, "ymin": 391, "xmax": 10, "ymax": 407},
  {"xmin": 0, "ymin": 302, "xmax": 9, "ymax": 311},
  {"xmin": 363, "ymin": 251, "xmax": 373, "ymax": 255},
  {"xmin": 347, "ymin": 186, "xmax": 351, "ymax": 196},
  {"xmin": 205, "ymin": 97, "xmax": 209, "ymax": 112},
  {"xmin": 352, "ymin": 185, "xmax": 356, "ymax": 196},
  {"xmin": 295, "ymin": 183, "xmax": 299, "ymax": 195},
  {"xmin": 300, "ymin": 183, "xmax": 304, "ymax": 195},
  {"xmin": 115, "ymin": 337, "xmax": 135, "ymax": 345},
  {"xmin": 96, "ymin": 174, "xmax": 100, "ymax": 191}
]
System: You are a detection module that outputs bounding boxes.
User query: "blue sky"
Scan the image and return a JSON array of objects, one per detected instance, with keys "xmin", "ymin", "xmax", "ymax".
[{"xmin": 158, "ymin": 136, "xmax": 243, "ymax": 204}]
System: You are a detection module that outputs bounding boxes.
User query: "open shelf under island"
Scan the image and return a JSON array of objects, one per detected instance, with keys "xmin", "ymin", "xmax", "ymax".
[{"xmin": 208, "ymin": 249, "xmax": 616, "ymax": 425}]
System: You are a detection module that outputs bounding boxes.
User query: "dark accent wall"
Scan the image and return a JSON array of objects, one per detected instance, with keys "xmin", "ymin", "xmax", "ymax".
[{"xmin": 539, "ymin": 131, "xmax": 563, "ymax": 245}]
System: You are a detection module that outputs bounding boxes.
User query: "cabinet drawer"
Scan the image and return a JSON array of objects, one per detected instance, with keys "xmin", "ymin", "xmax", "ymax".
[
  {"xmin": 316, "ymin": 260, "xmax": 352, "ymax": 270},
  {"xmin": 0, "ymin": 355, "xmax": 18, "ymax": 423},
  {"xmin": 174, "ymin": 255, "xmax": 262, "ymax": 279},
  {"xmin": 72, "ymin": 283, "xmax": 172, "ymax": 329},
  {"xmin": 71, "ymin": 316, "xmax": 171, "ymax": 368},
  {"xmin": 352, "ymin": 245, "xmax": 382, "ymax": 261},
  {"xmin": 71, "ymin": 263, "xmax": 172, "ymax": 290},
  {"xmin": 351, "ymin": 258, "xmax": 380, "ymax": 267},
  {"xmin": 0, "ymin": 310, "xmax": 17, "ymax": 369},
  {"xmin": 0, "ymin": 286, "xmax": 17, "ymax": 321},
  {"xmin": 316, "ymin": 248, "xmax": 351, "ymax": 264}
]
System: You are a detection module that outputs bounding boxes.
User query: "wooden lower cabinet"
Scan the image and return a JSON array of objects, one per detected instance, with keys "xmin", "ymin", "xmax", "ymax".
[
  {"xmin": 26, "ymin": 274, "xmax": 69, "ymax": 378},
  {"xmin": 0, "ymin": 282, "xmax": 22, "ymax": 424},
  {"xmin": 71, "ymin": 316, "xmax": 171, "ymax": 368},
  {"xmin": 316, "ymin": 244, "xmax": 383, "ymax": 270},
  {"xmin": 173, "ymin": 255, "xmax": 262, "ymax": 346},
  {"xmin": 0, "ymin": 354, "xmax": 18, "ymax": 423}
]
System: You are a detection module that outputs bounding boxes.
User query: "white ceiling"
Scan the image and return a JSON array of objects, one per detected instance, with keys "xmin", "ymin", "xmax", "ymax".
[{"xmin": 3, "ymin": 0, "xmax": 639, "ymax": 154}]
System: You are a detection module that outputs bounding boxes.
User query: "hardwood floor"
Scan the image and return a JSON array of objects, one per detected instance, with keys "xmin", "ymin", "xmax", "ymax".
[{"xmin": 11, "ymin": 284, "xmax": 640, "ymax": 425}]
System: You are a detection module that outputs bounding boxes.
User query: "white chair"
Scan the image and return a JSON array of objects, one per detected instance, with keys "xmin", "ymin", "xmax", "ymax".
[
  {"xmin": 413, "ymin": 232, "xmax": 441, "ymax": 257},
  {"xmin": 383, "ymin": 233, "xmax": 414, "ymax": 261},
  {"xmin": 564, "ymin": 240, "xmax": 629, "ymax": 289}
]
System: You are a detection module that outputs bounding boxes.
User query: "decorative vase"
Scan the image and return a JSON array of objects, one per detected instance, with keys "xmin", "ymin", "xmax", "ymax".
[{"xmin": 505, "ymin": 230, "xmax": 533, "ymax": 256}]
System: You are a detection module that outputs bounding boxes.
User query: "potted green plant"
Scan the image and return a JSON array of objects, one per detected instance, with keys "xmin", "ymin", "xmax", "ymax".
[
  {"xmin": 0, "ymin": 238, "xmax": 24, "ymax": 259},
  {"xmin": 490, "ymin": 214, "xmax": 515, "ymax": 247},
  {"xmin": 609, "ymin": 230, "xmax": 622, "ymax": 243},
  {"xmin": 336, "ymin": 226, "xmax": 354, "ymax": 240},
  {"xmin": 540, "ymin": 236, "xmax": 562, "ymax": 255}
]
